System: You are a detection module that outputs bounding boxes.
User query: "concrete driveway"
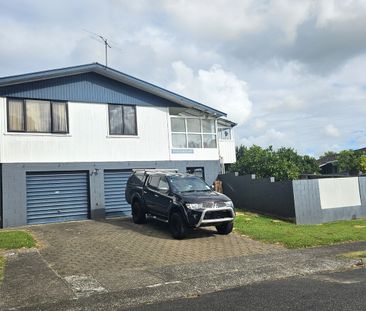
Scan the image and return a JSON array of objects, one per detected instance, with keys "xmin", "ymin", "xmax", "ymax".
[
  {"xmin": 1, "ymin": 218, "xmax": 356, "ymax": 310},
  {"xmin": 0, "ymin": 218, "xmax": 282, "ymax": 309}
]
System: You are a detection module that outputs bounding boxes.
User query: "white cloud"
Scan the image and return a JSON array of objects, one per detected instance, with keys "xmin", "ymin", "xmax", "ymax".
[
  {"xmin": 267, "ymin": 94, "xmax": 305, "ymax": 111},
  {"xmin": 163, "ymin": 0, "xmax": 263, "ymax": 40},
  {"xmin": 324, "ymin": 124, "xmax": 341, "ymax": 137},
  {"xmin": 269, "ymin": 0, "xmax": 313, "ymax": 44},
  {"xmin": 253, "ymin": 119, "xmax": 267, "ymax": 130},
  {"xmin": 169, "ymin": 61, "xmax": 252, "ymax": 124},
  {"xmin": 240, "ymin": 128, "xmax": 287, "ymax": 149},
  {"xmin": 316, "ymin": 0, "xmax": 366, "ymax": 27}
]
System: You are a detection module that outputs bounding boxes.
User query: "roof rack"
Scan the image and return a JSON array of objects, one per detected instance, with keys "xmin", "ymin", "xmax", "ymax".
[{"xmin": 132, "ymin": 168, "xmax": 179, "ymax": 174}]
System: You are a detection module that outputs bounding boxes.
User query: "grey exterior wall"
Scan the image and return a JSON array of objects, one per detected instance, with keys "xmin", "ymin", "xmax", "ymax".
[
  {"xmin": 293, "ymin": 177, "xmax": 366, "ymax": 224},
  {"xmin": 1, "ymin": 160, "xmax": 220, "ymax": 228},
  {"xmin": 218, "ymin": 174, "xmax": 295, "ymax": 219}
]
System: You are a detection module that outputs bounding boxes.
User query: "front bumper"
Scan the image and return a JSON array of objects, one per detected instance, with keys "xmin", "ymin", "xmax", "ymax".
[{"xmin": 194, "ymin": 207, "xmax": 235, "ymax": 227}]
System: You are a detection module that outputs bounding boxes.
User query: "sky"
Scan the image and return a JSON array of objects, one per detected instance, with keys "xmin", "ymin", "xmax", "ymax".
[{"xmin": 0, "ymin": 0, "xmax": 365, "ymax": 157}]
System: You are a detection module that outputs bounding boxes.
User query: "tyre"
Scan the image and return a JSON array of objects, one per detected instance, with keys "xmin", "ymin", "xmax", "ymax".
[
  {"xmin": 216, "ymin": 222, "xmax": 233, "ymax": 235},
  {"xmin": 169, "ymin": 212, "xmax": 187, "ymax": 240},
  {"xmin": 132, "ymin": 200, "xmax": 146, "ymax": 224}
]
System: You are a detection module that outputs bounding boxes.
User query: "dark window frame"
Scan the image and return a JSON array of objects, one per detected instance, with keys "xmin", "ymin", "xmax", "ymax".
[
  {"xmin": 108, "ymin": 104, "xmax": 138, "ymax": 136},
  {"xmin": 6, "ymin": 98, "xmax": 69, "ymax": 134}
]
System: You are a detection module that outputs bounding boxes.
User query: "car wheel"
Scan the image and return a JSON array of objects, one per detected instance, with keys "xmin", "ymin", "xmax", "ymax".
[
  {"xmin": 169, "ymin": 212, "xmax": 187, "ymax": 240},
  {"xmin": 132, "ymin": 200, "xmax": 146, "ymax": 224},
  {"xmin": 216, "ymin": 222, "xmax": 233, "ymax": 235}
]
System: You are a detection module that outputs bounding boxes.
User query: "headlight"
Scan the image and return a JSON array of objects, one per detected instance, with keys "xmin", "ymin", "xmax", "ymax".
[
  {"xmin": 225, "ymin": 201, "xmax": 234, "ymax": 208},
  {"xmin": 185, "ymin": 203, "xmax": 203, "ymax": 210}
]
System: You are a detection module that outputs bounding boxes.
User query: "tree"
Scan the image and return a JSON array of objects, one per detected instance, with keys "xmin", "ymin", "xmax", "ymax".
[
  {"xmin": 301, "ymin": 155, "xmax": 320, "ymax": 174},
  {"xmin": 230, "ymin": 145, "xmax": 319, "ymax": 181},
  {"xmin": 337, "ymin": 150, "xmax": 366, "ymax": 175},
  {"xmin": 360, "ymin": 155, "xmax": 366, "ymax": 172}
]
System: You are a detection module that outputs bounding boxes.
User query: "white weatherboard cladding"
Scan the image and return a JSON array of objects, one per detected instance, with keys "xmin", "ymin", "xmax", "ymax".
[
  {"xmin": 218, "ymin": 140, "xmax": 236, "ymax": 164},
  {"xmin": 1, "ymin": 100, "xmax": 169, "ymax": 163},
  {"xmin": 318, "ymin": 177, "xmax": 361, "ymax": 209},
  {"xmin": 0, "ymin": 98, "xmax": 223, "ymax": 163}
]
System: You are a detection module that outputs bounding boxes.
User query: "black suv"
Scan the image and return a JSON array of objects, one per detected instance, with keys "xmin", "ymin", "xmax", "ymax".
[{"xmin": 125, "ymin": 169, "xmax": 235, "ymax": 239}]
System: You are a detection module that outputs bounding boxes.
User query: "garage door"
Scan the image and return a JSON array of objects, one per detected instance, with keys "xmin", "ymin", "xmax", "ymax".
[
  {"xmin": 104, "ymin": 170, "xmax": 132, "ymax": 217},
  {"xmin": 26, "ymin": 172, "xmax": 90, "ymax": 225}
]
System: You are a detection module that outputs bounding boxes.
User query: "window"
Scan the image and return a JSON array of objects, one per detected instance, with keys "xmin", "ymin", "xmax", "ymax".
[
  {"xmin": 7, "ymin": 99, "xmax": 68, "ymax": 133},
  {"xmin": 108, "ymin": 104, "xmax": 137, "ymax": 135},
  {"xmin": 218, "ymin": 127, "xmax": 232, "ymax": 140},
  {"xmin": 147, "ymin": 176, "xmax": 160, "ymax": 189},
  {"xmin": 171, "ymin": 117, "xmax": 217, "ymax": 149},
  {"xmin": 186, "ymin": 167, "xmax": 205, "ymax": 180},
  {"xmin": 157, "ymin": 177, "xmax": 169, "ymax": 193}
]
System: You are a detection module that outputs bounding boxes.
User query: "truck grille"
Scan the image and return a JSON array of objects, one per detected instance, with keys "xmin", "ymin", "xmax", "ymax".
[
  {"xmin": 204, "ymin": 210, "xmax": 232, "ymax": 220},
  {"xmin": 202, "ymin": 202, "xmax": 227, "ymax": 209}
]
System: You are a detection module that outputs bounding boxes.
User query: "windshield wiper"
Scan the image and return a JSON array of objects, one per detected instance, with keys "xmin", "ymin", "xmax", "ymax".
[{"xmin": 180, "ymin": 189, "xmax": 211, "ymax": 193}]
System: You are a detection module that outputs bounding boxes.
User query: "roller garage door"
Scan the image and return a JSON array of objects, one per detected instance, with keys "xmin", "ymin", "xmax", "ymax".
[
  {"xmin": 26, "ymin": 172, "xmax": 90, "ymax": 224},
  {"xmin": 104, "ymin": 170, "xmax": 132, "ymax": 217}
]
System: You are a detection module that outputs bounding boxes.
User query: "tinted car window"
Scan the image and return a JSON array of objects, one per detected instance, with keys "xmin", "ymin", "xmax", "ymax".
[
  {"xmin": 157, "ymin": 177, "xmax": 169, "ymax": 192},
  {"xmin": 148, "ymin": 176, "xmax": 160, "ymax": 188},
  {"xmin": 168, "ymin": 176, "xmax": 211, "ymax": 193},
  {"xmin": 135, "ymin": 173, "xmax": 145, "ymax": 182}
]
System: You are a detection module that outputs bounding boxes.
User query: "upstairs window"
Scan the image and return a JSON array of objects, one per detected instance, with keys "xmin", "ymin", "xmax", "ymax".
[
  {"xmin": 218, "ymin": 127, "xmax": 232, "ymax": 140},
  {"xmin": 7, "ymin": 99, "xmax": 68, "ymax": 133},
  {"xmin": 108, "ymin": 104, "xmax": 137, "ymax": 135},
  {"xmin": 171, "ymin": 117, "xmax": 217, "ymax": 148}
]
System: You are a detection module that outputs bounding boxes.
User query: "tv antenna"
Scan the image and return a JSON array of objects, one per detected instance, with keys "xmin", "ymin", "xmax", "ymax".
[
  {"xmin": 99, "ymin": 35, "xmax": 111, "ymax": 67},
  {"xmin": 83, "ymin": 29, "xmax": 112, "ymax": 67}
]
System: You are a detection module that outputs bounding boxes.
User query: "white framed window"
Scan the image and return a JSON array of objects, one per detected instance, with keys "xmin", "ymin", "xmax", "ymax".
[
  {"xmin": 218, "ymin": 127, "xmax": 232, "ymax": 140},
  {"xmin": 171, "ymin": 116, "xmax": 217, "ymax": 148}
]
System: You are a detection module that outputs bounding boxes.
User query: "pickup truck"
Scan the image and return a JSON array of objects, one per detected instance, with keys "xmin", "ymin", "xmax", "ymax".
[{"xmin": 125, "ymin": 169, "xmax": 235, "ymax": 239}]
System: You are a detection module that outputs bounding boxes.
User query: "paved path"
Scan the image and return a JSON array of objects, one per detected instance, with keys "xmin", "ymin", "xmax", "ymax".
[{"xmin": 31, "ymin": 218, "xmax": 282, "ymax": 269}]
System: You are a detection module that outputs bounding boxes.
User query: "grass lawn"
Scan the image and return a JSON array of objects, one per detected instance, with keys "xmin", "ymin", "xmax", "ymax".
[
  {"xmin": 0, "ymin": 231, "xmax": 36, "ymax": 282},
  {"xmin": 234, "ymin": 211, "xmax": 366, "ymax": 249},
  {"xmin": 0, "ymin": 231, "xmax": 36, "ymax": 250}
]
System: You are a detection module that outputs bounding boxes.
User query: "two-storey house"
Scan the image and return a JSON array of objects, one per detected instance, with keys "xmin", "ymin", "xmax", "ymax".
[{"xmin": 0, "ymin": 63, "xmax": 236, "ymax": 227}]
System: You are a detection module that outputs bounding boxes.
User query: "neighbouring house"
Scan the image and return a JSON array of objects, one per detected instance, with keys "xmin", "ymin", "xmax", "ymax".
[
  {"xmin": 318, "ymin": 154, "xmax": 339, "ymax": 175},
  {"xmin": 0, "ymin": 63, "xmax": 236, "ymax": 227},
  {"xmin": 318, "ymin": 147, "xmax": 366, "ymax": 175}
]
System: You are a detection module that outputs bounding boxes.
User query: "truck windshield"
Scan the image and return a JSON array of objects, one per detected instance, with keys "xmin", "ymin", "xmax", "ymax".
[{"xmin": 168, "ymin": 176, "xmax": 211, "ymax": 193}]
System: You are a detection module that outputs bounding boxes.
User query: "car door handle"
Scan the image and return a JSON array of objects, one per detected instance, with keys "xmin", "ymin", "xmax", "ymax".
[{"xmin": 154, "ymin": 194, "xmax": 159, "ymax": 197}]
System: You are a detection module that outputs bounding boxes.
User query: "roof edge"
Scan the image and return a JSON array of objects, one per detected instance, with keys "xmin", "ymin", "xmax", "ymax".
[{"xmin": 0, "ymin": 63, "xmax": 226, "ymax": 117}]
